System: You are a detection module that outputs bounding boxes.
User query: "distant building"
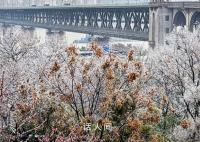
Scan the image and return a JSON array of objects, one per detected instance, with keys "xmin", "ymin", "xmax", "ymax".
[
  {"xmin": 22, "ymin": 0, "xmax": 28, "ymax": 6},
  {"xmin": 96, "ymin": 0, "xmax": 147, "ymax": 4},
  {"xmin": 96, "ymin": 0, "xmax": 112, "ymax": 4},
  {"xmin": 0, "ymin": 0, "xmax": 150, "ymax": 7},
  {"xmin": 85, "ymin": 0, "xmax": 97, "ymax": 4},
  {"xmin": 67, "ymin": 0, "xmax": 97, "ymax": 5},
  {"xmin": 0, "ymin": 0, "xmax": 5, "ymax": 7}
]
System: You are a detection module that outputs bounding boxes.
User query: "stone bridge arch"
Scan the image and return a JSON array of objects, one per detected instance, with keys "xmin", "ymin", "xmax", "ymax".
[
  {"xmin": 190, "ymin": 11, "xmax": 200, "ymax": 31},
  {"xmin": 173, "ymin": 11, "xmax": 186, "ymax": 27}
]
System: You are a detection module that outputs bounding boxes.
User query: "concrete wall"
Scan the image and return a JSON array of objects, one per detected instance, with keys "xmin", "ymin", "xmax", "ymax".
[
  {"xmin": 149, "ymin": 5, "xmax": 174, "ymax": 48},
  {"xmin": 149, "ymin": 0, "xmax": 200, "ymax": 48}
]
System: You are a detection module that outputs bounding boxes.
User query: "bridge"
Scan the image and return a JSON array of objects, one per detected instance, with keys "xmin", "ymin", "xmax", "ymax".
[{"xmin": 0, "ymin": 1, "xmax": 199, "ymax": 47}]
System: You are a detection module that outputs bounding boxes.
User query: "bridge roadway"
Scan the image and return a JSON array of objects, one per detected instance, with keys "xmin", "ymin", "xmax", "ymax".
[
  {"xmin": 0, "ymin": 4, "xmax": 150, "ymax": 41},
  {"xmin": 0, "ymin": 3, "xmax": 150, "ymax": 9}
]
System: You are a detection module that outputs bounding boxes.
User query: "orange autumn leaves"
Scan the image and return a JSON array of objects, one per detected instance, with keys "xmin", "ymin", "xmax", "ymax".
[
  {"xmin": 127, "ymin": 72, "xmax": 139, "ymax": 82},
  {"xmin": 13, "ymin": 43, "xmax": 168, "ymax": 141},
  {"xmin": 180, "ymin": 119, "xmax": 191, "ymax": 129},
  {"xmin": 16, "ymin": 103, "xmax": 31, "ymax": 114},
  {"xmin": 50, "ymin": 61, "xmax": 60, "ymax": 74},
  {"xmin": 49, "ymin": 43, "xmax": 142, "ymax": 83},
  {"xmin": 91, "ymin": 42, "xmax": 103, "ymax": 58}
]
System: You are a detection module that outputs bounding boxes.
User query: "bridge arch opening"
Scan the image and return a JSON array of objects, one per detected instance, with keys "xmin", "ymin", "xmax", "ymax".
[
  {"xmin": 173, "ymin": 11, "xmax": 186, "ymax": 27},
  {"xmin": 190, "ymin": 11, "xmax": 200, "ymax": 31}
]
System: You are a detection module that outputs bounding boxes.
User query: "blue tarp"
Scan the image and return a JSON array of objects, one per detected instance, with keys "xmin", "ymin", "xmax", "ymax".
[{"xmin": 102, "ymin": 44, "xmax": 110, "ymax": 54}]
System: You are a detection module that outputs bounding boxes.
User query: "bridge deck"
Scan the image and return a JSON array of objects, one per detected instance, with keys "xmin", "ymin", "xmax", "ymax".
[
  {"xmin": 0, "ymin": 3, "xmax": 150, "ymax": 10},
  {"xmin": 0, "ymin": 2, "xmax": 200, "ymax": 10},
  {"xmin": 0, "ymin": 4, "xmax": 149, "ymax": 41},
  {"xmin": 0, "ymin": 19, "xmax": 148, "ymax": 41},
  {"xmin": 0, "ymin": 1, "xmax": 198, "ymax": 42}
]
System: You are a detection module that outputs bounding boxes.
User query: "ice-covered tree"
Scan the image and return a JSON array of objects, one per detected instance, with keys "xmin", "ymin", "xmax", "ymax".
[{"xmin": 149, "ymin": 27, "xmax": 200, "ymax": 141}]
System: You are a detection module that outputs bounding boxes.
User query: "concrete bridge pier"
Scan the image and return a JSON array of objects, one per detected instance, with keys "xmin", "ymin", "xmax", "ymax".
[
  {"xmin": 149, "ymin": 0, "xmax": 173, "ymax": 48},
  {"xmin": 149, "ymin": 0, "xmax": 200, "ymax": 47},
  {"xmin": 1, "ymin": 23, "xmax": 11, "ymax": 36},
  {"xmin": 2, "ymin": 23, "xmax": 11, "ymax": 28},
  {"xmin": 46, "ymin": 29, "xmax": 53, "ymax": 35}
]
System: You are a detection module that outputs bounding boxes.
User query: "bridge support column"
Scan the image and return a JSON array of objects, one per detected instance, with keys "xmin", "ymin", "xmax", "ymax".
[
  {"xmin": 46, "ymin": 29, "xmax": 52, "ymax": 34},
  {"xmin": 149, "ymin": 1, "xmax": 173, "ymax": 48},
  {"xmin": 185, "ymin": 11, "xmax": 190, "ymax": 31},
  {"xmin": 1, "ymin": 23, "xmax": 11, "ymax": 36}
]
